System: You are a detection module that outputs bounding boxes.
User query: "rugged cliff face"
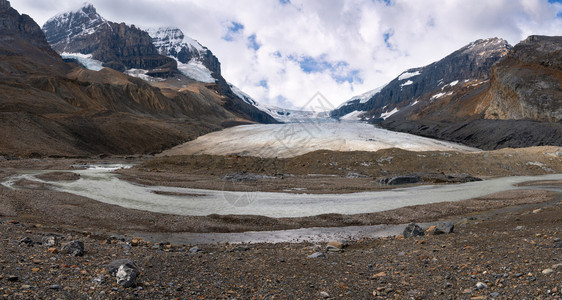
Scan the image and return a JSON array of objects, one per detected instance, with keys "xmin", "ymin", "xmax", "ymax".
[
  {"xmin": 41, "ymin": 5, "xmax": 278, "ymax": 124},
  {"xmin": 483, "ymin": 36, "xmax": 562, "ymax": 122},
  {"xmin": 332, "ymin": 38, "xmax": 511, "ymax": 119},
  {"xmin": 42, "ymin": 4, "xmax": 176, "ymax": 74},
  {"xmin": 380, "ymin": 36, "xmax": 562, "ymax": 150}
]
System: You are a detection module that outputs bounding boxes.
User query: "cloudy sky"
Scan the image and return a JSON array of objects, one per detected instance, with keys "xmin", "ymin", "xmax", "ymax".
[{"xmin": 11, "ymin": 0, "xmax": 562, "ymax": 109}]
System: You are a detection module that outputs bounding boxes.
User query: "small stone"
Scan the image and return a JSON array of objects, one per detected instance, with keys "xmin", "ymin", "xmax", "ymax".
[
  {"xmin": 326, "ymin": 241, "xmax": 344, "ymax": 252},
  {"xmin": 425, "ymin": 225, "xmax": 436, "ymax": 233},
  {"xmin": 61, "ymin": 241, "xmax": 84, "ymax": 257},
  {"xmin": 189, "ymin": 246, "xmax": 200, "ymax": 253},
  {"xmin": 31, "ymin": 268, "xmax": 40, "ymax": 272},
  {"xmin": 320, "ymin": 291, "xmax": 330, "ymax": 298},
  {"xmin": 21, "ymin": 284, "xmax": 31, "ymax": 289},
  {"xmin": 552, "ymin": 263, "xmax": 562, "ymax": 269},
  {"xmin": 532, "ymin": 208, "xmax": 542, "ymax": 214},
  {"xmin": 19, "ymin": 237, "xmax": 33, "ymax": 245},
  {"xmin": 46, "ymin": 247, "xmax": 58, "ymax": 254},
  {"xmin": 403, "ymin": 223, "xmax": 425, "ymax": 238},
  {"xmin": 490, "ymin": 292, "xmax": 500, "ymax": 298},
  {"xmin": 7, "ymin": 275, "xmax": 18, "ymax": 282},
  {"xmin": 308, "ymin": 252, "xmax": 325, "ymax": 258},
  {"xmin": 475, "ymin": 282, "xmax": 488, "ymax": 289},
  {"xmin": 49, "ymin": 284, "xmax": 61, "ymax": 290},
  {"xmin": 121, "ymin": 244, "xmax": 132, "ymax": 250},
  {"xmin": 514, "ymin": 226, "xmax": 525, "ymax": 231},
  {"xmin": 130, "ymin": 239, "xmax": 139, "ymax": 246},
  {"xmin": 542, "ymin": 268, "xmax": 554, "ymax": 275},
  {"xmin": 373, "ymin": 272, "xmax": 386, "ymax": 277},
  {"xmin": 236, "ymin": 245, "xmax": 250, "ymax": 251},
  {"xmin": 41, "ymin": 235, "xmax": 58, "ymax": 247}
]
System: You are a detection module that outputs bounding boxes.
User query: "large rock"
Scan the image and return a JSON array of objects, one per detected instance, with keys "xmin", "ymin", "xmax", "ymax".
[
  {"xmin": 378, "ymin": 175, "xmax": 420, "ymax": 185},
  {"xmin": 434, "ymin": 221, "xmax": 455, "ymax": 235},
  {"xmin": 403, "ymin": 223, "xmax": 425, "ymax": 238},
  {"xmin": 105, "ymin": 259, "xmax": 140, "ymax": 288},
  {"xmin": 61, "ymin": 240, "xmax": 84, "ymax": 256}
]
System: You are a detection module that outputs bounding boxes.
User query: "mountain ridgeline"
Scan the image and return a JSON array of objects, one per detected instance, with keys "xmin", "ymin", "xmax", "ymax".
[
  {"xmin": 41, "ymin": 4, "xmax": 278, "ymax": 124},
  {"xmin": 0, "ymin": 1, "xmax": 275, "ymax": 158},
  {"xmin": 333, "ymin": 36, "xmax": 561, "ymax": 150}
]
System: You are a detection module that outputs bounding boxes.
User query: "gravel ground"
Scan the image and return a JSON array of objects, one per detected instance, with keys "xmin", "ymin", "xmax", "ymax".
[
  {"xmin": 0, "ymin": 197, "xmax": 560, "ymax": 299},
  {"xmin": 0, "ymin": 156, "xmax": 561, "ymax": 298}
]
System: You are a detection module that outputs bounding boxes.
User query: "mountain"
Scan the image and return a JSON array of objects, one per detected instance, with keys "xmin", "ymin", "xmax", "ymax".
[
  {"xmin": 146, "ymin": 27, "xmax": 220, "ymax": 83},
  {"xmin": 42, "ymin": 3, "xmax": 176, "ymax": 76},
  {"xmin": 42, "ymin": 3, "xmax": 278, "ymax": 124},
  {"xmin": 331, "ymin": 38, "xmax": 511, "ymax": 121},
  {"xmin": 0, "ymin": 1, "xmax": 273, "ymax": 157},
  {"xmin": 144, "ymin": 26, "xmax": 279, "ymax": 123},
  {"xmin": 379, "ymin": 36, "xmax": 562, "ymax": 149}
]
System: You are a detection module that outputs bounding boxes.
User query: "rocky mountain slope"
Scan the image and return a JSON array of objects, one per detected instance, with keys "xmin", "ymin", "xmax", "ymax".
[
  {"xmin": 42, "ymin": 4, "xmax": 277, "ymax": 124},
  {"xmin": 0, "ymin": 0, "xmax": 272, "ymax": 157},
  {"xmin": 331, "ymin": 38, "xmax": 511, "ymax": 120},
  {"xmin": 333, "ymin": 36, "xmax": 561, "ymax": 150},
  {"xmin": 145, "ymin": 26, "xmax": 279, "ymax": 123},
  {"xmin": 381, "ymin": 36, "xmax": 561, "ymax": 150},
  {"xmin": 42, "ymin": 3, "xmax": 176, "ymax": 76}
]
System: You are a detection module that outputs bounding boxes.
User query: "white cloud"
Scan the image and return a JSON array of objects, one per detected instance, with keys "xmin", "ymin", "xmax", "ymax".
[{"xmin": 10, "ymin": 0, "xmax": 562, "ymax": 109}]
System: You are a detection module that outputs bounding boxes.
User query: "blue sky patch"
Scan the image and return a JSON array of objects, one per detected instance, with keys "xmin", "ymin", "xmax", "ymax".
[
  {"xmin": 223, "ymin": 21, "xmax": 244, "ymax": 41},
  {"xmin": 289, "ymin": 55, "xmax": 362, "ymax": 84},
  {"xmin": 279, "ymin": 0, "xmax": 291, "ymax": 4},
  {"xmin": 247, "ymin": 34, "xmax": 260, "ymax": 50},
  {"xmin": 259, "ymin": 79, "xmax": 268, "ymax": 88},
  {"xmin": 548, "ymin": 0, "xmax": 562, "ymax": 3},
  {"xmin": 383, "ymin": 29, "xmax": 394, "ymax": 49}
]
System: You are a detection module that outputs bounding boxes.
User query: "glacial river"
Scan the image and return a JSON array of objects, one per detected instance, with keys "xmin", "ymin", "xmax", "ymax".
[{"xmin": 3, "ymin": 165, "xmax": 561, "ymax": 218}]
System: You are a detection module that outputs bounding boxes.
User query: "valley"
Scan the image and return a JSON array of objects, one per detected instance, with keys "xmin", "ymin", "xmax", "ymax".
[{"xmin": 0, "ymin": 0, "xmax": 561, "ymax": 298}]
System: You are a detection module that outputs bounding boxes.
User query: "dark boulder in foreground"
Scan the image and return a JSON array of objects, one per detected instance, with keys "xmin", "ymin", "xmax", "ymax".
[
  {"xmin": 403, "ymin": 223, "xmax": 425, "ymax": 238},
  {"xmin": 434, "ymin": 221, "xmax": 455, "ymax": 235},
  {"xmin": 61, "ymin": 240, "xmax": 84, "ymax": 256},
  {"xmin": 105, "ymin": 259, "xmax": 140, "ymax": 288}
]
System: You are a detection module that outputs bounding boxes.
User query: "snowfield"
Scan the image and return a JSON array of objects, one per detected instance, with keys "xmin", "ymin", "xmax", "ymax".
[{"xmin": 161, "ymin": 122, "xmax": 478, "ymax": 158}]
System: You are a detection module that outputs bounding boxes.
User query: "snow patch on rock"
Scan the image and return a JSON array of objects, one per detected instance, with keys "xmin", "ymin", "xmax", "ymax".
[{"xmin": 61, "ymin": 52, "xmax": 104, "ymax": 71}]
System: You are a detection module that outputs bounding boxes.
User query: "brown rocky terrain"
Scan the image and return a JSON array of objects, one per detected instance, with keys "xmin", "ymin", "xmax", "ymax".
[
  {"xmin": 125, "ymin": 147, "xmax": 562, "ymax": 194},
  {"xmin": 381, "ymin": 36, "xmax": 562, "ymax": 150},
  {"xmin": 0, "ymin": 0, "xmax": 273, "ymax": 158},
  {"xmin": 0, "ymin": 158, "xmax": 560, "ymax": 298}
]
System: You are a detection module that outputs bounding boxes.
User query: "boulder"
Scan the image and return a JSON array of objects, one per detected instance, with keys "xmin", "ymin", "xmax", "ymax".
[
  {"xmin": 434, "ymin": 221, "xmax": 455, "ymax": 235},
  {"xmin": 41, "ymin": 235, "xmax": 58, "ymax": 247},
  {"xmin": 105, "ymin": 259, "xmax": 140, "ymax": 288},
  {"xmin": 403, "ymin": 223, "xmax": 425, "ymax": 238},
  {"xmin": 61, "ymin": 241, "xmax": 84, "ymax": 256}
]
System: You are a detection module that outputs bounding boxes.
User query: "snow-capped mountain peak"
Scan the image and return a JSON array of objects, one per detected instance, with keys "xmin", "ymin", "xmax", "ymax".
[
  {"xmin": 145, "ymin": 26, "xmax": 219, "ymax": 83},
  {"xmin": 145, "ymin": 27, "xmax": 206, "ymax": 56},
  {"xmin": 43, "ymin": 2, "xmax": 110, "ymax": 51}
]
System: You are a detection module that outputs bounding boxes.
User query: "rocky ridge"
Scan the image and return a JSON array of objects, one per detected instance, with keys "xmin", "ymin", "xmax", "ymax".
[
  {"xmin": 380, "ymin": 36, "xmax": 561, "ymax": 150},
  {"xmin": 42, "ymin": 4, "xmax": 278, "ymax": 125},
  {"xmin": 42, "ymin": 4, "xmax": 177, "ymax": 75},
  {"xmin": 331, "ymin": 38, "xmax": 511, "ymax": 120},
  {"xmin": 0, "ymin": 1, "xmax": 271, "ymax": 157}
]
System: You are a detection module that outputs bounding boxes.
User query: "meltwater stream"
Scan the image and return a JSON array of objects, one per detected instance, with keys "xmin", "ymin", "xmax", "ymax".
[{"xmin": 3, "ymin": 165, "xmax": 562, "ymax": 218}]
